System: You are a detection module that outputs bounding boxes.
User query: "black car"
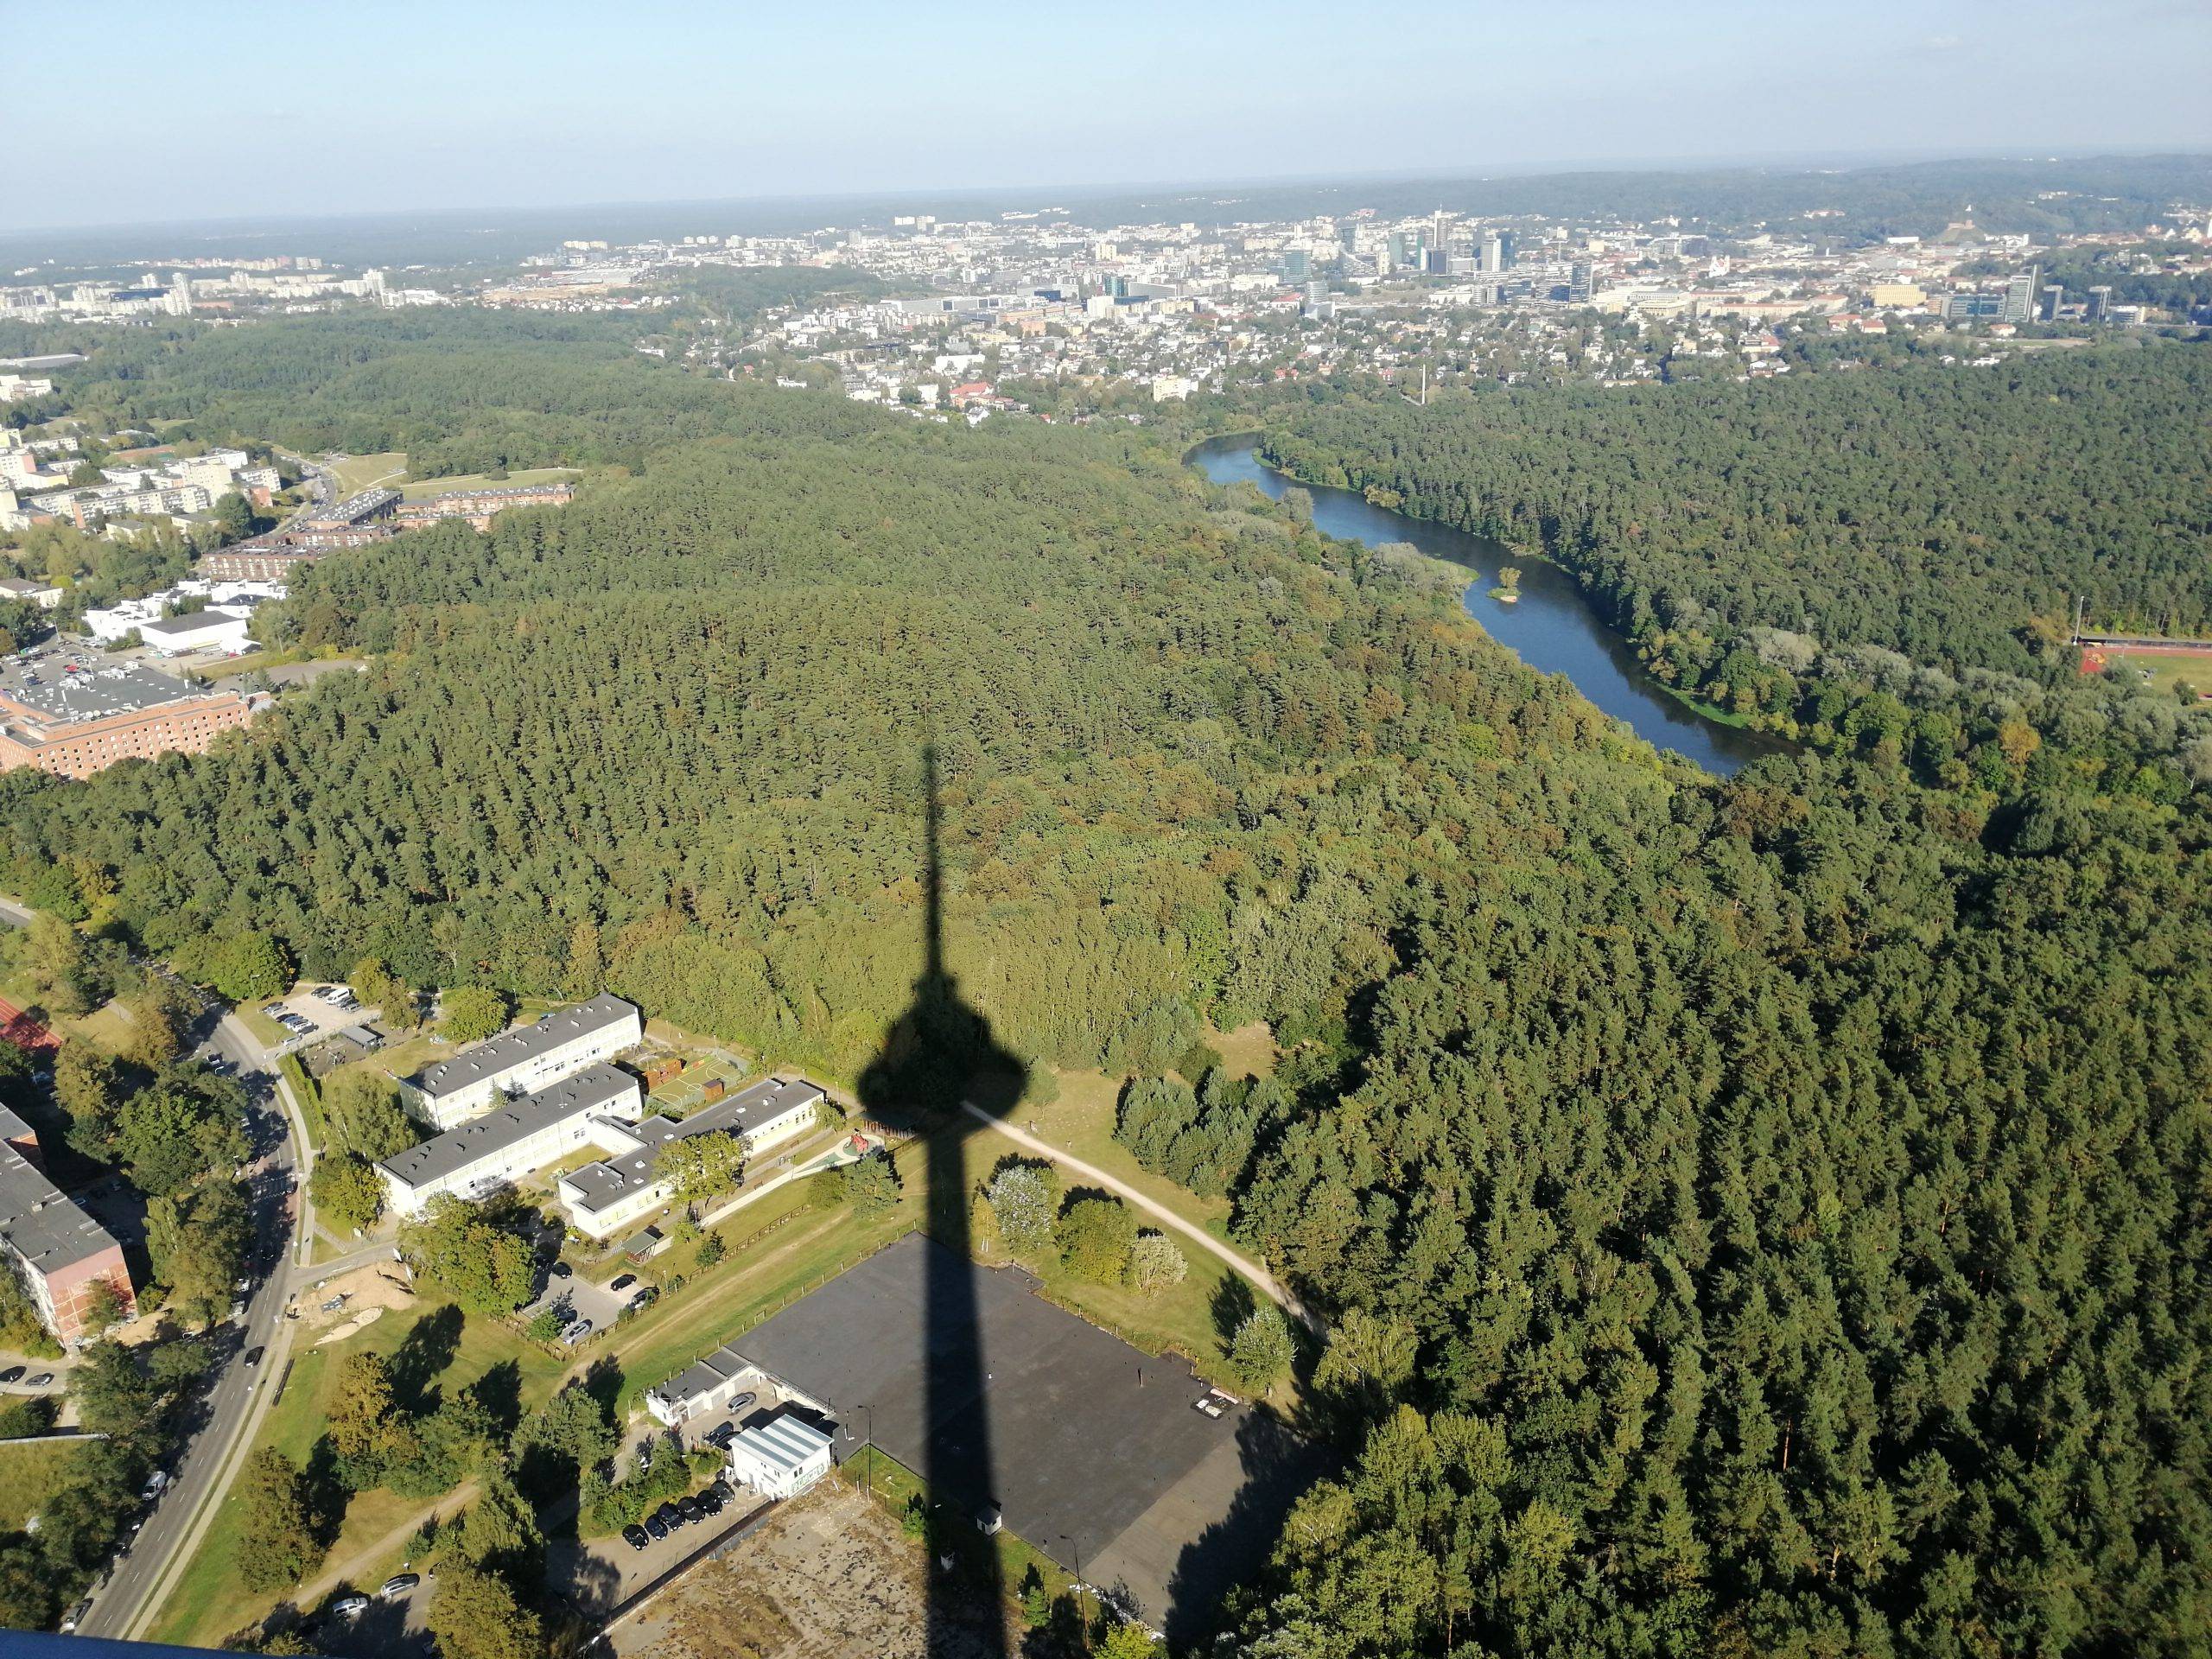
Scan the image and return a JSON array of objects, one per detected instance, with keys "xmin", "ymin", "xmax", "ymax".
[
  {"xmin": 0, "ymin": 1366, "xmax": 22, "ymax": 1385},
  {"xmin": 677, "ymin": 1496, "xmax": 702, "ymax": 1522},
  {"xmin": 703, "ymin": 1421, "xmax": 737, "ymax": 1449},
  {"xmin": 549, "ymin": 1262, "xmax": 572, "ymax": 1280},
  {"xmin": 644, "ymin": 1512, "xmax": 670, "ymax": 1541},
  {"xmin": 244, "ymin": 1346, "xmax": 265, "ymax": 1368},
  {"xmin": 700, "ymin": 1488, "xmax": 725, "ymax": 1516},
  {"xmin": 622, "ymin": 1524, "xmax": 650, "ymax": 1552},
  {"xmin": 709, "ymin": 1478, "xmax": 735, "ymax": 1503},
  {"xmin": 608, "ymin": 1274, "xmax": 637, "ymax": 1294}
]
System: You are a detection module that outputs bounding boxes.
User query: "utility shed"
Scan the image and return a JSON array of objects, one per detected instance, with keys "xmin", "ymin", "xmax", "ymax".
[{"xmin": 726, "ymin": 1410, "xmax": 834, "ymax": 1499}]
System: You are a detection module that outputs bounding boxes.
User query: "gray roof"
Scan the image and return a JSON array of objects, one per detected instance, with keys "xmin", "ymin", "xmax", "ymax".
[
  {"xmin": 0, "ymin": 661, "xmax": 232, "ymax": 723},
  {"xmin": 0, "ymin": 1107, "xmax": 121, "ymax": 1276},
  {"xmin": 652, "ymin": 1343, "xmax": 753, "ymax": 1408},
  {"xmin": 138, "ymin": 609, "xmax": 245, "ymax": 638},
  {"xmin": 560, "ymin": 1077, "xmax": 823, "ymax": 1217},
  {"xmin": 410, "ymin": 992, "xmax": 638, "ymax": 1101},
  {"xmin": 378, "ymin": 1063, "xmax": 637, "ymax": 1191}
]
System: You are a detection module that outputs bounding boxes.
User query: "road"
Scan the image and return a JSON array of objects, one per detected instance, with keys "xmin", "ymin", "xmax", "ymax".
[
  {"xmin": 0, "ymin": 894, "xmax": 316, "ymax": 1641},
  {"xmin": 959, "ymin": 1102, "xmax": 1322, "ymax": 1333}
]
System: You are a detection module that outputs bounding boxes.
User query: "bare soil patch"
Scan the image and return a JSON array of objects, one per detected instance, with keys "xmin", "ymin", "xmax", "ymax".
[{"xmin": 639, "ymin": 1478, "xmax": 1018, "ymax": 1659}]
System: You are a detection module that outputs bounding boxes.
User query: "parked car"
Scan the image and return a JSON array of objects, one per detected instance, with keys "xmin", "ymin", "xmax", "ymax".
[
  {"xmin": 608, "ymin": 1274, "xmax": 637, "ymax": 1294},
  {"xmin": 379, "ymin": 1573, "xmax": 419, "ymax": 1598},
  {"xmin": 24, "ymin": 1373, "xmax": 51, "ymax": 1389},
  {"xmin": 61, "ymin": 1600, "xmax": 89, "ymax": 1634},
  {"xmin": 244, "ymin": 1346, "xmax": 265, "ymax": 1368},
  {"xmin": 700, "ymin": 1488, "xmax": 725, "ymax": 1516},
  {"xmin": 549, "ymin": 1262, "xmax": 572, "ymax": 1280},
  {"xmin": 703, "ymin": 1421, "xmax": 738, "ymax": 1449},
  {"xmin": 560, "ymin": 1319, "xmax": 594, "ymax": 1345},
  {"xmin": 330, "ymin": 1595, "xmax": 370, "ymax": 1618},
  {"xmin": 644, "ymin": 1510, "xmax": 671, "ymax": 1541},
  {"xmin": 622, "ymin": 1524, "xmax": 650, "ymax": 1552},
  {"xmin": 709, "ymin": 1478, "xmax": 735, "ymax": 1505},
  {"xmin": 0, "ymin": 1366, "xmax": 22, "ymax": 1385},
  {"xmin": 142, "ymin": 1470, "xmax": 169, "ymax": 1499},
  {"xmin": 626, "ymin": 1286, "xmax": 659, "ymax": 1313}
]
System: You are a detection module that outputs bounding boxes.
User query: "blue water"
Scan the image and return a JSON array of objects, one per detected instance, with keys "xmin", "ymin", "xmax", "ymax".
[{"xmin": 1186, "ymin": 435, "xmax": 1779, "ymax": 777}]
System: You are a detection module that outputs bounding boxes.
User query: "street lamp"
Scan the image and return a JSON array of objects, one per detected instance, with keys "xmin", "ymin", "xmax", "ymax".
[{"xmin": 1059, "ymin": 1534, "xmax": 1090, "ymax": 1638}]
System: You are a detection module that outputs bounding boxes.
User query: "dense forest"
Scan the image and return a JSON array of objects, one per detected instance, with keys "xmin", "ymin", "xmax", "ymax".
[{"xmin": 2, "ymin": 318, "xmax": 2208, "ymax": 1654}]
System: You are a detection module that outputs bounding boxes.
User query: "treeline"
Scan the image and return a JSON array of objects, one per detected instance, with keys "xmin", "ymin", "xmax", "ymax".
[
  {"xmin": 1260, "ymin": 347, "xmax": 2212, "ymax": 786},
  {"xmin": 10, "ymin": 308, "xmax": 881, "ymax": 478},
  {"xmin": 0, "ymin": 387, "xmax": 1593, "ymax": 1092}
]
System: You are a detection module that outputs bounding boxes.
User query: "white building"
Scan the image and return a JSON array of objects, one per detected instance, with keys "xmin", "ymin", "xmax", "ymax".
[
  {"xmin": 727, "ymin": 1411, "xmax": 834, "ymax": 1498},
  {"xmin": 137, "ymin": 608, "xmax": 252, "ymax": 657},
  {"xmin": 376, "ymin": 1064, "xmax": 644, "ymax": 1218},
  {"xmin": 556, "ymin": 1077, "xmax": 825, "ymax": 1239},
  {"xmin": 645, "ymin": 1343, "xmax": 766, "ymax": 1428},
  {"xmin": 399, "ymin": 991, "xmax": 642, "ymax": 1130}
]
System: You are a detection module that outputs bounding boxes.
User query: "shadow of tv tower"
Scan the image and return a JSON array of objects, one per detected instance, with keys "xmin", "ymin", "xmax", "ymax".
[{"xmin": 855, "ymin": 742, "xmax": 1027, "ymax": 1656}]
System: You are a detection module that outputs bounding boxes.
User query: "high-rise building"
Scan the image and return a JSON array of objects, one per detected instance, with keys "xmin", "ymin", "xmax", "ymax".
[
  {"xmin": 2086, "ymin": 285, "xmax": 2113, "ymax": 321},
  {"xmin": 1497, "ymin": 232, "xmax": 1516, "ymax": 270},
  {"xmin": 2038, "ymin": 284, "xmax": 2063, "ymax": 322},
  {"xmin": 1483, "ymin": 234, "xmax": 1505, "ymax": 272},
  {"xmin": 2000, "ymin": 265, "xmax": 2041, "ymax": 324},
  {"xmin": 1338, "ymin": 223, "xmax": 1359, "ymax": 253},
  {"xmin": 1567, "ymin": 262, "xmax": 1594, "ymax": 303},
  {"xmin": 1423, "ymin": 247, "xmax": 1450, "ymax": 275},
  {"xmin": 1387, "ymin": 231, "xmax": 1415, "ymax": 271},
  {"xmin": 1281, "ymin": 249, "xmax": 1310, "ymax": 282},
  {"xmin": 165, "ymin": 272, "xmax": 194, "ymax": 316},
  {"xmin": 1304, "ymin": 279, "xmax": 1332, "ymax": 318}
]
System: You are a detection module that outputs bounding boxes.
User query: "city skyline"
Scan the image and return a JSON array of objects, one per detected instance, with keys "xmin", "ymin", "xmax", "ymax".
[{"xmin": 8, "ymin": 0, "xmax": 2210, "ymax": 230}]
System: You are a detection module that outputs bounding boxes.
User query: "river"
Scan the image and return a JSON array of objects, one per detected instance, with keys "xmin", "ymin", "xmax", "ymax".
[{"xmin": 1185, "ymin": 435, "xmax": 1780, "ymax": 777}]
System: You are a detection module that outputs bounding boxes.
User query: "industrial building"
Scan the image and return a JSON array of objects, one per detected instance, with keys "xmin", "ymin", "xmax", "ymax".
[{"xmin": 726, "ymin": 1411, "xmax": 835, "ymax": 1498}]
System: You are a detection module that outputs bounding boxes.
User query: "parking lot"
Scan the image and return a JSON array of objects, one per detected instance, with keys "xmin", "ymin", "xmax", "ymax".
[
  {"xmin": 517, "ymin": 1266, "xmax": 642, "ymax": 1349},
  {"xmin": 259, "ymin": 983, "xmax": 368, "ymax": 1042},
  {"xmin": 728, "ymin": 1233, "xmax": 1325, "ymax": 1640},
  {"xmin": 548, "ymin": 1483, "xmax": 772, "ymax": 1618}
]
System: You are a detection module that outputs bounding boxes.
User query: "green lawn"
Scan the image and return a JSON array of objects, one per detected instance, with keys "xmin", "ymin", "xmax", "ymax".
[
  {"xmin": 2097, "ymin": 648, "xmax": 2212, "ymax": 700},
  {"xmin": 148, "ymin": 1299, "xmax": 571, "ymax": 1648},
  {"xmin": 399, "ymin": 466, "xmax": 577, "ymax": 503},
  {"xmin": 1025, "ymin": 1070, "xmax": 1238, "ymax": 1246},
  {"xmin": 0, "ymin": 1438, "xmax": 92, "ymax": 1532},
  {"xmin": 326, "ymin": 451, "xmax": 405, "ymax": 495}
]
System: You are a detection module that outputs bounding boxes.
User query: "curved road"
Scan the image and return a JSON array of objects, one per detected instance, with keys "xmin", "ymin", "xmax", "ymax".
[
  {"xmin": 0, "ymin": 895, "xmax": 317, "ymax": 1641},
  {"xmin": 959, "ymin": 1101, "xmax": 1322, "ymax": 1334}
]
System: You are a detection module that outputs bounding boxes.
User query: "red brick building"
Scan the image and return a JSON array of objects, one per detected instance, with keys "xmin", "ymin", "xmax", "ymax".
[
  {"xmin": 0, "ymin": 1103, "xmax": 134, "ymax": 1346},
  {"xmin": 0, "ymin": 664, "xmax": 251, "ymax": 779}
]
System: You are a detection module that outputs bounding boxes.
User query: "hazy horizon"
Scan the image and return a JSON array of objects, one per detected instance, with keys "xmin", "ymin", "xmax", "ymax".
[{"xmin": 7, "ymin": 0, "xmax": 2208, "ymax": 232}]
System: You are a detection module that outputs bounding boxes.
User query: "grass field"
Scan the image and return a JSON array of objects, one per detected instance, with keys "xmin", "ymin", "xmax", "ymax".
[
  {"xmin": 0, "ymin": 1438, "xmax": 92, "ymax": 1532},
  {"xmin": 326, "ymin": 451, "xmax": 405, "ymax": 496},
  {"xmin": 2093, "ymin": 649, "xmax": 2212, "ymax": 700},
  {"xmin": 148, "ymin": 1299, "xmax": 574, "ymax": 1648},
  {"xmin": 399, "ymin": 466, "xmax": 578, "ymax": 503}
]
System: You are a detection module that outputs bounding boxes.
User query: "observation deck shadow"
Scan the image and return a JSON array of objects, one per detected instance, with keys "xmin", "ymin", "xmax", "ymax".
[{"xmin": 855, "ymin": 744, "xmax": 1025, "ymax": 1657}]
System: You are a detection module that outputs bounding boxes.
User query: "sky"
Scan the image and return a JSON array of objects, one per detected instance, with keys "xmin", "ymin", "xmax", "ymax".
[{"xmin": 10, "ymin": 0, "xmax": 2210, "ymax": 231}]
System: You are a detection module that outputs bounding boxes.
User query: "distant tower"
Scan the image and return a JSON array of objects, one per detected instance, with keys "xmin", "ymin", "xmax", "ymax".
[
  {"xmin": 1568, "ymin": 261, "xmax": 1594, "ymax": 302},
  {"xmin": 1482, "ymin": 233, "xmax": 1504, "ymax": 272},
  {"xmin": 2086, "ymin": 285, "xmax": 2113, "ymax": 321},
  {"xmin": 167, "ymin": 272, "xmax": 193, "ymax": 316}
]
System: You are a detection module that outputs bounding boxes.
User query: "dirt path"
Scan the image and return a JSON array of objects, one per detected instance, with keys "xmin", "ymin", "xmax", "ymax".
[
  {"xmin": 961, "ymin": 1103, "xmax": 1322, "ymax": 1333},
  {"xmin": 292, "ymin": 1479, "xmax": 480, "ymax": 1608}
]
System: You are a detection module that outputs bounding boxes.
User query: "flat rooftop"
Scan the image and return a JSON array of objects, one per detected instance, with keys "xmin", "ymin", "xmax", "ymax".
[
  {"xmin": 732, "ymin": 1232, "xmax": 1325, "ymax": 1640},
  {"xmin": 409, "ymin": 992, "xmax": 638, "ymax": 1101},
  {"xmin": 0, "ymin": 660, "xmax": 230, "ymax": 726},
  {"xmin": 0, "ymin": 1108, "xmax": 121, "ymax": 1276},
  {"xmin": 562, "ymin": 1077, "xmax": 824, "ymax": 1217},
  {"xmin": 378, "ymin": 1063, "xmax": 637, "ymax": 1191}
]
